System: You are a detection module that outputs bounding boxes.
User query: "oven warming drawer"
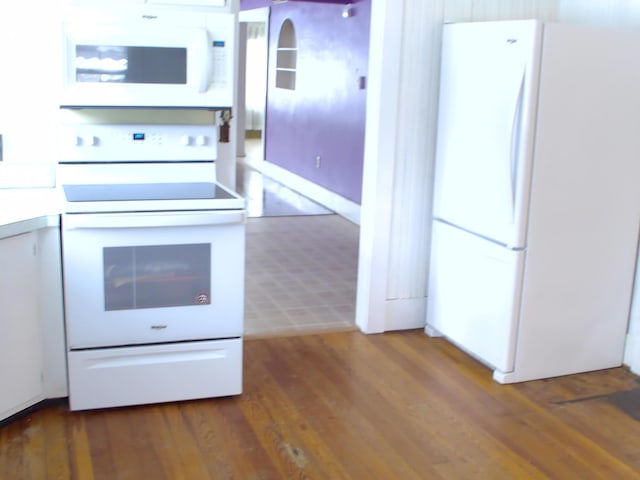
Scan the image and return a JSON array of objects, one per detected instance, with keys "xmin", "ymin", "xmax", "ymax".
[{"xmin": 67, "ymin": 338, "xmax": 242, "ymax": 411}]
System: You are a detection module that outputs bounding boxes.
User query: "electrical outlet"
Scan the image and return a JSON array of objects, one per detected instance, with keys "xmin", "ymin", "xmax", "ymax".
[{"xmin": 315, "ymin": 155, "xmax": 321, "ymax": 168}]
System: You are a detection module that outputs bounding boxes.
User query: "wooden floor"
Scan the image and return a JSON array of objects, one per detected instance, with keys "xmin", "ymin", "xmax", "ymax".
[{"xmin": 2, "ymin": 330, "xmax": 640, "ymax": 479}]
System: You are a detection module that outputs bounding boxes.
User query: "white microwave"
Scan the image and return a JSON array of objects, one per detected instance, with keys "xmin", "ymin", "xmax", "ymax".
[{"xmin": 60, "ymin": 7, "xmax": 236, "ymax": 108}]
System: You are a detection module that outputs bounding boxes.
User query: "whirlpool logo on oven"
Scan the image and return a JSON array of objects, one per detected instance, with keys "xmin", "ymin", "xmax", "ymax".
[{"xmin": 196, "ymin": 293, "xmax": 211, "ymax": 305}]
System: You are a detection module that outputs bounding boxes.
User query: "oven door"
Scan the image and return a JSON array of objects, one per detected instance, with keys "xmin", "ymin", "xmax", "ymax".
[{"xmin": 62, "ymin": 210, "xmax": 245, "ymax": 349}]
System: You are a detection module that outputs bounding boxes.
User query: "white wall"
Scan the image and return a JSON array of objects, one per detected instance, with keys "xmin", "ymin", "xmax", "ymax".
[
  {"xmin": 558, "ymin": 0, "xmax": 640, "ymax": 28},
  {"xmin": 359, "ymin": 0, "xmax": 640, "ymax": 374},
  {"xmin": 0, "ymin": 3, "xmax": 61, "ymax": 187},
  {"xmin": 553, "ymin": 0, "xmax": 640, "ymax": 375}
]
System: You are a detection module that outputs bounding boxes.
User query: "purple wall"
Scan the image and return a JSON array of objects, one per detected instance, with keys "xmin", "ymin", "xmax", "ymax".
[{"xmin": 241, "ymin": 0, "xmax": 371, "ymax": 204}]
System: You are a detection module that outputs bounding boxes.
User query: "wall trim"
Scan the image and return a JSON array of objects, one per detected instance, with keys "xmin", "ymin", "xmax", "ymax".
[
  {"xmin": 384, "ymin": 297, "xmax": 427, "ymax": 331},
  {"xmin": 355, "ymin": 0, "xmax": 405, "ymax": 334},
  {"xmin": 0, "ymin": 398, "xmax": 66, "ymax": 427}
]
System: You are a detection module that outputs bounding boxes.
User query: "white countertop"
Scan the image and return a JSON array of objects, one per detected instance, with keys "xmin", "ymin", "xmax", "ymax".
[{"xmin": 0, "ymin": 188, "xmax": 62, "ymax": 239}]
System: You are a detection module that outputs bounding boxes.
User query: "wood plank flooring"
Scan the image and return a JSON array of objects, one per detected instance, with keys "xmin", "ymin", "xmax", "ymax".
[{"xmin": 2, "ymin": 330, "xmax": 640, "ymax": 479}]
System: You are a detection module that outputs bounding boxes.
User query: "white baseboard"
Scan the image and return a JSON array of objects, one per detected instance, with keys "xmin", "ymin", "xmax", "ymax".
[
  {"xmin": 384, "ymin": 297, "xmax": 427, "ymax": 331},
  {"xmin": 1, "ymin": 394, "xmax": 46, "ymax": 423},
  {"xmin": 424, "ymin": 324, "xmax": 443, "ymax": 337},
  {"xmin": 624, "ymin": 332, "xmax": 640, "ymax": 375},
  {"xmin": 240, "ymin": 157, "xmax": 361, "ymax": 225}
]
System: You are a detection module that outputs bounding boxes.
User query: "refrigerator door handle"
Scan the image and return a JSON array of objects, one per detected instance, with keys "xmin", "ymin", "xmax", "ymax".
[{"xmin": 508, "ymin": 70, "xmax": 526, "ymax": 224}]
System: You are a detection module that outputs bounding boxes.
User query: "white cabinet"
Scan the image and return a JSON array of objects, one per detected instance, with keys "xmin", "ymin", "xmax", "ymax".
[
  {"xmin": 0, "ymin": 232, "xmax": 44, "ymax": 421},
  {"xmin": 38, "ymin": 227, "xmax": 68, "ymax": 401},
  {"xmin": 0, "ymin": 224, "xmax": 66, "ymax": 422}
]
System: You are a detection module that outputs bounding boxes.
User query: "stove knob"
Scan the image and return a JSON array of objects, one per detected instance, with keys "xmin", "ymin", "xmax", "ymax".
[
  {"xmin": 181, "ymin": 135, "xmax": 192, "ymax": 146},
  {"xmin": 195, "ymin": 135, "xmax": 207, "ymax": 146}
]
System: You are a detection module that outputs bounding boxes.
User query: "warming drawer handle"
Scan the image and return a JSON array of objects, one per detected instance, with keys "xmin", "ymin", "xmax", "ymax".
[{"xmin": 63, "ymin": 211, "xmax": 246, "ymax": 230}]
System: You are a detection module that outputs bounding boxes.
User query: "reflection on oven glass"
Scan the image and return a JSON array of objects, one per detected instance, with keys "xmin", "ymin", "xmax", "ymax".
[{"xmin": 103, "ymin": 243, "xmax": 211, "ymax": 310}]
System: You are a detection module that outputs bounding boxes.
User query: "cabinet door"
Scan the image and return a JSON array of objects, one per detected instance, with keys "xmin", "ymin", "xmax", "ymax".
[{"xmin": 0, "ymin": 231, "xmax": 44, "ymax": 420}]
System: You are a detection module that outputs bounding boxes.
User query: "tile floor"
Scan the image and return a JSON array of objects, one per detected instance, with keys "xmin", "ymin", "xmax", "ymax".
[
  {"xmin": 237, "ymin": 143, "xmax": 359, "ymax": 337},
  {"xmin": 244, "ymin": 215, "xmax": 359, "ymax": 337}
]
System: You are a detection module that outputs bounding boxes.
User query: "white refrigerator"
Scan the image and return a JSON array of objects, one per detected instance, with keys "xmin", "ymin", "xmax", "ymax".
[{"xmin": 426, "ymin": 20, "xmax": 640, "ymax": 383}]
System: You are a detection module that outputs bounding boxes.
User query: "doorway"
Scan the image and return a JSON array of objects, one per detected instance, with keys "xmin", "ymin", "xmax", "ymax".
[
  {"xmin": 237, "ymin": 8, "xmax": 359, "ymax": 337},
  {"xmin": 237, "ymin": 8, "xmax": 268, "ymax": 165}
]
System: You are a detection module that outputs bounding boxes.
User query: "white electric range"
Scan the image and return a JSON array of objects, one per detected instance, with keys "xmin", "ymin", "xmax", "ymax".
[{"xmin": 58, "ymin": 123, "xmax": 246, "ymax": 411}]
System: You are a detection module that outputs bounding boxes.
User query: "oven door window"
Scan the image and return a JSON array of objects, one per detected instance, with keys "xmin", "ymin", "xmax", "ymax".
[
  {"xmin": 75, "ymin": 45, "xmax": 188, "ymax": 85},
  {"xmin": 104, "ymin": 243, "xmax": 210, "ymax": 310}
]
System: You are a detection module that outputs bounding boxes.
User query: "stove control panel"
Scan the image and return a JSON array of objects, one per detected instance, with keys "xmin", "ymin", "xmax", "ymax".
[{"xmin": 59, "ymin": 124, "xmax": 218, "ymax": 163}]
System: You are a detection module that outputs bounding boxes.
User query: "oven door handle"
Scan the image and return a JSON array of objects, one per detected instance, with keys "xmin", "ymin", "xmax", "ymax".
[{"xmin": 63, "ymin": 211, "xmax": 246, "ymax": 230}]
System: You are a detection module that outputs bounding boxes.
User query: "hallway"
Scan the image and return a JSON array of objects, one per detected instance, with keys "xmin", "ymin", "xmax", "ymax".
[{"xmin": 236, "ymin": 150, "xmax": 359, "ymax": 337}]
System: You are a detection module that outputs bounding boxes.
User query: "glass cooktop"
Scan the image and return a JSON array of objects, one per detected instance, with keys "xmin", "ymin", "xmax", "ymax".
[{"xmin": 63, "ymin": 182, "xmax": 235, "ymax": 202}]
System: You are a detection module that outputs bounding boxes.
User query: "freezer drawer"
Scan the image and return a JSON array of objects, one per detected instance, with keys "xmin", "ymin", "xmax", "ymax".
[
  {"xmin": 67, "ymin": 338, "xmax": 242, "ymax": 411},
  {"xmin": 426, "ymin": 221, "xmax": 524, "ymax": 373}
]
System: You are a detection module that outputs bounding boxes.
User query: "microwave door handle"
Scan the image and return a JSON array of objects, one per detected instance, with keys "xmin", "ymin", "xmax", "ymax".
[{"xmin": 196, "ymin": 28, "xmax": 213, "ymax": 93}]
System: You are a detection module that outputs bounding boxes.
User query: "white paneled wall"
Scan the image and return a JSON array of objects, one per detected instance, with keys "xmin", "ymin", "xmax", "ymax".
[
  {"xmin": 360, "ymin": 0, "xmax": 640, "ymax": 372},
  {"xmin": 382, "ymin": 1, "xmax": 443, "ymax": 330}
]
